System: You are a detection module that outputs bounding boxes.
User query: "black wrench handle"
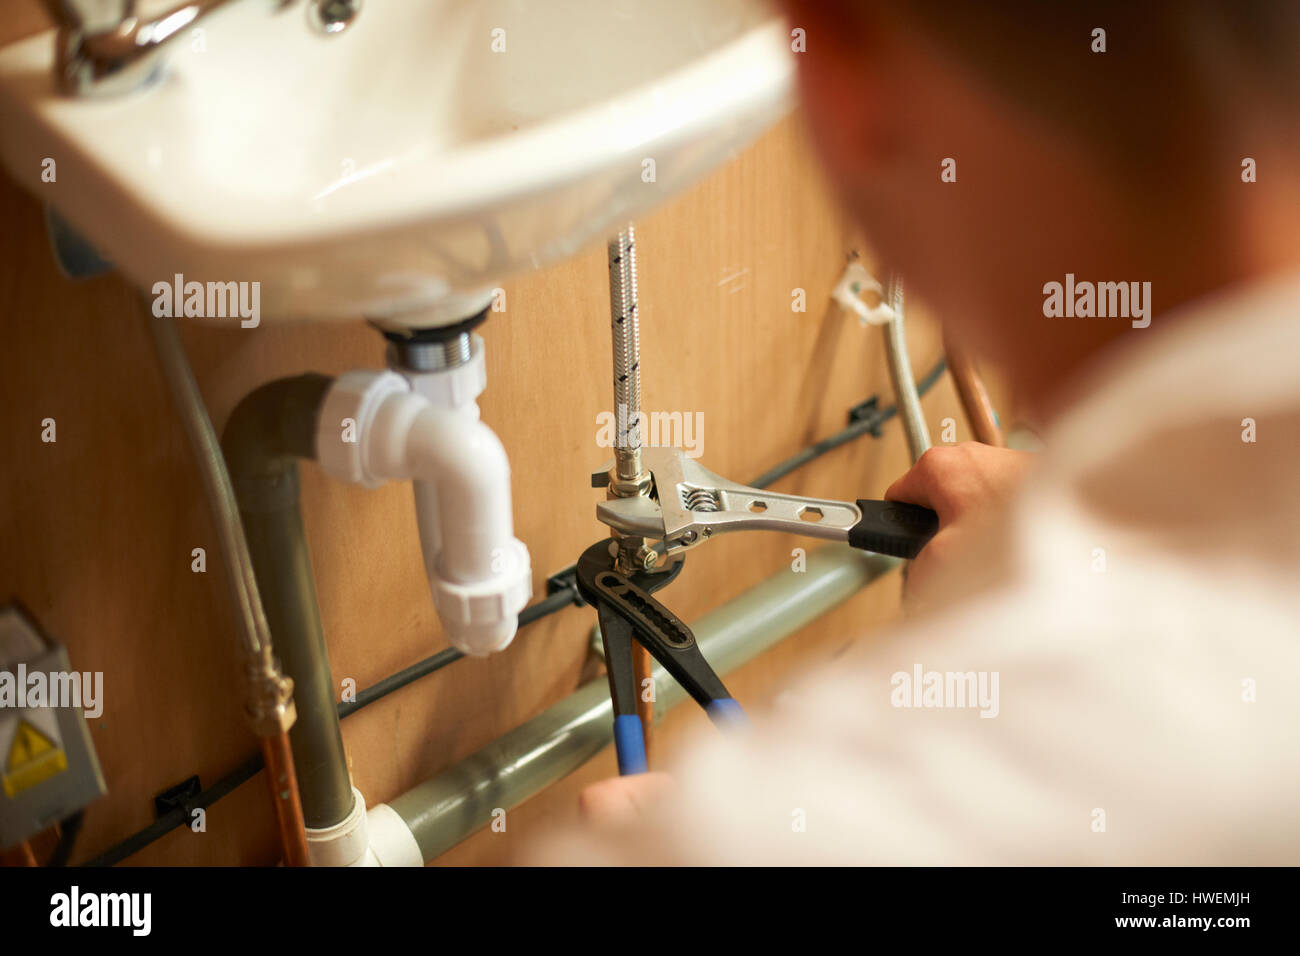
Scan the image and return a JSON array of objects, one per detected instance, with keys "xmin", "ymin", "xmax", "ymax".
[{"xmin": 847, "ymin": 500, "xmax": 939, "ymax": 559}]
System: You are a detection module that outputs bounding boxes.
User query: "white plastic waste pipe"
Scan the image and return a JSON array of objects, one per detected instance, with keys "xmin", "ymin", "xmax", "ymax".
[
  {"xmin": 370, "ymin": 392, "xmax": 516, "ymax": 583},
  {"xmin": 316, "ymin": 371, "xmax": 532, "ymax": 656}
]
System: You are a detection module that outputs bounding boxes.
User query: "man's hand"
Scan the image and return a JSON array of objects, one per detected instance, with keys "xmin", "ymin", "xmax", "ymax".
[
  {"xmin": 884, "ymin": 442, "xmax": 1036, "ymax": 598},
  {"xmin": 578, "ymin": 772, "xmax": 675, "ymax": 831}
]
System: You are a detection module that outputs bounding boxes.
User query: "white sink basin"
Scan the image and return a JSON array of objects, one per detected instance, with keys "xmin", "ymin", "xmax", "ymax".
[{"xmin": 0, "ymin": 0, "xmax": 793, "ymax": 326}]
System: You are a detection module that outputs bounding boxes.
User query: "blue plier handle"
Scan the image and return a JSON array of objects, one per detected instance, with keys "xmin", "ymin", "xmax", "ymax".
[{"xmin": 576, "ymin": 539, "xmax": 745, "ymax": 775}]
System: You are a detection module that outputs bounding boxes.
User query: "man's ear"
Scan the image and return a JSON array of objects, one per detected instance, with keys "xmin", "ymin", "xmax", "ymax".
[{"xmin": 780, "ymin": 1, "xmax": 894, "ymax": 183}]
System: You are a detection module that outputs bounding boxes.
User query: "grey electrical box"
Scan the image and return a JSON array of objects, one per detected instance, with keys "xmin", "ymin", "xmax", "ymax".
[{"xmin": 0, "ymin": 604, "xmax": 106, "ymax": 849}]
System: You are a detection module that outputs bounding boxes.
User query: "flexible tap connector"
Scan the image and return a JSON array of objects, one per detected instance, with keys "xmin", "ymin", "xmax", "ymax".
[{"xmin": 316, "ymin": 370, "xmax": 532, "ymax": 656}]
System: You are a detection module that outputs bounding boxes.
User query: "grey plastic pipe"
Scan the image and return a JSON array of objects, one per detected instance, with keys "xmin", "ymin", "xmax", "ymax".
[
  {"xmin": 145, "ymin": 309, "xmax": 274, "ymax": 666},
  {"xmin": 388, "ymin": 545, "xmax": 899, "ymax": 861},
  {"xmin": 222, "ymin": 375, "xmax": 356, "ymax": 830},
  {"xmin": 884, "ymin": 274, "xmax": 932, "ymax": 463}
]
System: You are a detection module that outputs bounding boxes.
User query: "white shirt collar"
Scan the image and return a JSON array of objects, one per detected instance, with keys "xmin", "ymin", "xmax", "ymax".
[{"xmin": 1042, "ymin": 270, "xmax": 1300, "ymax": 478}]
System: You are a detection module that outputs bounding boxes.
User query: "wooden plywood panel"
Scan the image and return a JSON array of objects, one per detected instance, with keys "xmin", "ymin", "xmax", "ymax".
[{"xmin": 0, "ymin": 45, "xmax": 1001, "ymax": 863}]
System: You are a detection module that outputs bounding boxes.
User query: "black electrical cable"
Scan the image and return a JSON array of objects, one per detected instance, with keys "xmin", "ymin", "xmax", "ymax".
[
  {"xmin": 47, "ymin": 810, "xmax": 85, "ymax": 867},
  {"xmin": 334, "ymin": 588, "xmax": 584, "ymax": 721},
  {"xmin": 81, "ymin": 755, "xmax": 263, "ymax": 867},
  {"xmin": 750, "ymin": 358, "xmax": 947, "ymax": 489},
  {"xmin": 82, "ymin": 599, "xmax": 576, "ymax": 866},
  {"xmin": 81, "ymin": 355, "xmax": 947, "ymax": 867}
]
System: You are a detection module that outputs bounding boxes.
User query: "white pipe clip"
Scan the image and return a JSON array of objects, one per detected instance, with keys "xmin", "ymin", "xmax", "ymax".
[{"xmin": 831, "ymin": 260, "xmax": 895, "ymax": 325}]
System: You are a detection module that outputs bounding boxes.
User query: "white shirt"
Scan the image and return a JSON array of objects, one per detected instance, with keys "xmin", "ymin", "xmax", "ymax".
[{"xmin": 539, "ymin": 272, "xmax": 1300, "ymax": 865}]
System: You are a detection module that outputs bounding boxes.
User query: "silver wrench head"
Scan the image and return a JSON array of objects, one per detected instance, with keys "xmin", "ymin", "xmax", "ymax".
[{"xmin": 597, "ymin": 446, "xmax": 862, "ymax": 554}]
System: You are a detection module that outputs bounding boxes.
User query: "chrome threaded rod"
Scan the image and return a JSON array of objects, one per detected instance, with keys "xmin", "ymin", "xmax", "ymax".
[
  {"xmin": 607, "ymin": 225, "xmax": 649, "ymax": 492},
  {"xmin": 605, "ymin": 225, "xmax": 656, "ymax": 754},
  {"xmin": 386, "ymin": 331, "xmax": 473, "ymax": 372}
]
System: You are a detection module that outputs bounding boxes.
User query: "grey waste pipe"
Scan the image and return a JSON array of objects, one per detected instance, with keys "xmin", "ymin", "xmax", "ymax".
[
  {"xmin": 222, "ymin": 374, "xmax": 356, "ymax": 831},
  {"xmin": 388, "ymin": 545, "xmax": 899, "ymax": 861}
]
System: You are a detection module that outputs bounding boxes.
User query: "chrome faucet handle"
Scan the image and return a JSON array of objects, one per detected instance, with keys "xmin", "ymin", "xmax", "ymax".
[
  {"xmin": 41, "ymin": 0, "xmax": 261, "ymax": 97},
  {"xmin": 41, "ymin": 1, "xmax": 134, "ymax": 34}
]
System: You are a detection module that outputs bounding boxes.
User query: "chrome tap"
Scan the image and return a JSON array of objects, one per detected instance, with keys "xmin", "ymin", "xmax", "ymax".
[{"xmin": 40, "ymin": 1, "xmax": 281, "ymax": 97}]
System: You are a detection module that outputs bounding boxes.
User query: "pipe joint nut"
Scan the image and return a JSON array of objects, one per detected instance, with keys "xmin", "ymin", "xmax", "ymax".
[
  {"xmin": 391, "ymin": 333, "xmax": 488, "ymax": 409},
  {"xmin": 429, "ymin": 538, "xmax": 532, "ymax": 656},
  {"xmin": 316, "ymin": 370, "xmax": 411, "ymax": 488}
]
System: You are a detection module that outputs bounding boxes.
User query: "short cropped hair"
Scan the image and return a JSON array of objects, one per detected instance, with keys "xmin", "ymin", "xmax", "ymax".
[{"xmin": 875, "ymin": 1, "xmax": 1300, "ymax": 198}]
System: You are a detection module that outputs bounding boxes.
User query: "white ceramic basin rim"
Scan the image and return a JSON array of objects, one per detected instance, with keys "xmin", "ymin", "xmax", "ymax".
[{"xmin": 0, "ymin": 0, "xmax": 795, "ymax": 325}]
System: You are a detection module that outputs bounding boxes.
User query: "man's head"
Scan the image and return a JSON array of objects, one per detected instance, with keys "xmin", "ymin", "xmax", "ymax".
[{"xmin": 781, "ymin": 1, "xmax": 1300, "ymax": 417}]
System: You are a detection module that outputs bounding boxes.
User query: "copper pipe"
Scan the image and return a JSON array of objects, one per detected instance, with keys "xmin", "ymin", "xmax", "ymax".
[
  {"xmin": 260, "ymin": 732, "xmax": 311, "ymax": 867},
  {"xmin": 943, "ymin": 331, "xmax": 1006, "ymax": 447},
  {"xmin": 0, "ymin": 841, "xmax": 38, "ymax": 866},
  {"xmin": 634, "ymin": 646, "xmax": 655, "ymax": 762},
  {"xmin": 147, "ymin": 304, "xmax": 311, "ymax": 866}
]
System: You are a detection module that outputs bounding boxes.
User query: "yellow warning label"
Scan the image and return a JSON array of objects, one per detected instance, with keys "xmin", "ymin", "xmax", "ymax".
[{"xmin": 3, "ymin": 720, "xmax": 67, "ymax": 797}]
